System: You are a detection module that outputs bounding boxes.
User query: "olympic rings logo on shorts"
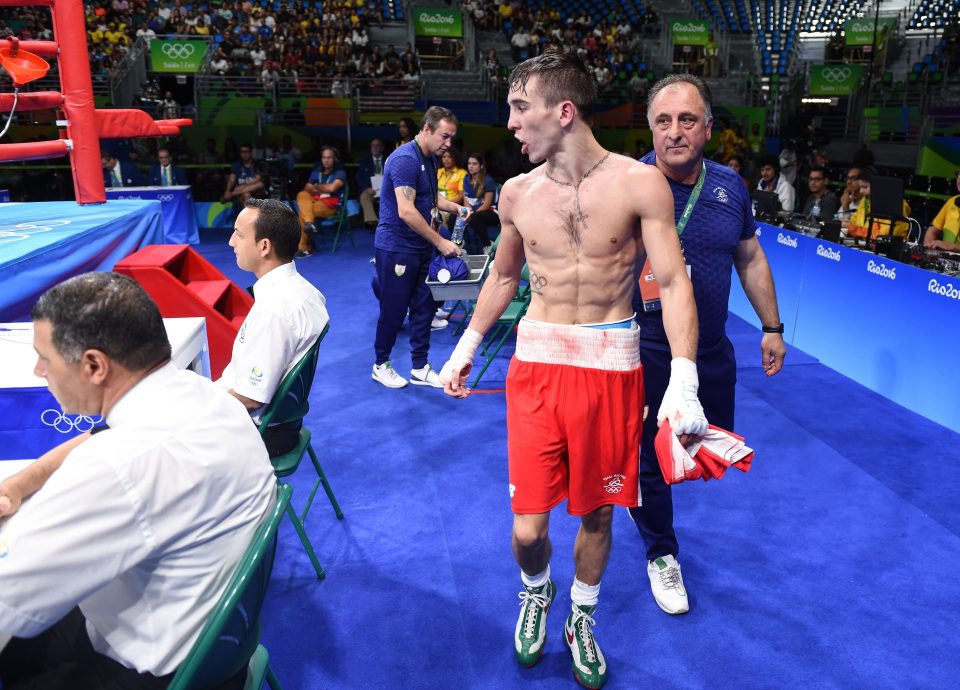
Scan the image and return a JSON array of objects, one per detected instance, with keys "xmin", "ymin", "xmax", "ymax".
[
  {"xmin": 820, "ymin": 67, "xmax": 852, "ymax": 83},
  {"xmin": 40, "ymin": 409, "xmax": 104, "ymax": 434},
  {"xmin": 0, "ymin": 219, "xmax": 71, "ymax": 244},
  {"xmin": 156, "ymin": 194, "xmax": 175, "ymax": 202},
  {"xmin": 161, "ymin": 42, "xmax": 196, "ymax": 60}
]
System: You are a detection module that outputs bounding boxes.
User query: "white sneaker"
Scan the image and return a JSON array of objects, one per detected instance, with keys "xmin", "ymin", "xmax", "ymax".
[
  {"xmin": 647, "ymin": 555, "xmax": 689, "ymax": 615},
  {"xmin": 435, "ymin": 307, "xmax": 451, "ymax": 319},
  {"xmin": 410, "ymin": 363, "xmax": 443, "ymax": 388},
  {"xmin": 431, "ymin": 317, "xmax": 449, "ymax": 331},
  {"xmin": 372, "ymin": 361, "xmax": 408, "ymax": 389}
]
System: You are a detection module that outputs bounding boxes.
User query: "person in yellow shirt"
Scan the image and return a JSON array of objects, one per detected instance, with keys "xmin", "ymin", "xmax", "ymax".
[
  {"xmin": 923, "ymin": 170, "xmax": 960, "ymax": 251},
  {"xmin": 846, "ymin": 171, "xmax": 911, "ymax": 239},
  {"xmin": 437, "ymin": 149, "xmax": 466, "ymax": 206}
]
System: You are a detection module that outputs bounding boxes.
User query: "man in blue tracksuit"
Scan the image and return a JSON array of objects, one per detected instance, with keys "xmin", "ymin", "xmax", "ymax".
[
  {"xmin": 632, "ymin": 74, "xmax": 787, "ymax": 615},
  {"xmin": 372, "ymin": 106, "xmax": 466, "ymax": 390}
]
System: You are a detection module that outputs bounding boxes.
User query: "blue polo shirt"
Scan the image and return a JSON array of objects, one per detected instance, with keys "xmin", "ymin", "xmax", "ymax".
[
  {"xmin": 232, "ymin": 161, "xmax": 258, "ymax": 186},
  {"xmin": 308, "ymin": 167, "xmax": 347, "ymax": 205},
  {"xmin": 375, "ymin": 140, "xmax": 437, "ymax": 253},
  {"xmin": 636, "ymin": 154, "xmax": 757, "ymax": 350}
]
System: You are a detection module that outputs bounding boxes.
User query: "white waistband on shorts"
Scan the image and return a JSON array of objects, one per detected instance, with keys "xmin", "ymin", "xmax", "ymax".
[{"xmin": 515, "ymin": 317, "xmax": 641, "ymax": 371}]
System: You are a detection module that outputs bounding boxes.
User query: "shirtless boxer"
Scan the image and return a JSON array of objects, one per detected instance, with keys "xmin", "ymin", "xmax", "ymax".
[{"xmin": 440, "ymin": 53, "xmax": 708, "ymax": 688}]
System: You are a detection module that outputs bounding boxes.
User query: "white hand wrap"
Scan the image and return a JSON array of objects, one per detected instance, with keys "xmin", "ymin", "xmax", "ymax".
[
  {"xmin": 657, "ymin": 357, "xmax": 709, "ymax": 437},
  {"xmin": 439, "ymin": 328, "xmax": 484, "ymax": 386}
]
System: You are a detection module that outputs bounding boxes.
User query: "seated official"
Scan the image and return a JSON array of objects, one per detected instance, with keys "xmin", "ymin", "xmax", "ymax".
[
  {"xmin": 219, "ymin": 199, "xmax": 330, "ymax": 456},
  {"xmin": 101, "ymin": 149, "xmax": 144, "ymax": 188},
  {"xmin": 437, "ymin": 149, "xmax": 466, "ymax": 227},
  {"xmin": 221, "ymin": 143, "xmax": 265, "ymax": 205},
  {"xmin": 756, "ymin": 154, "xmax": 796, "ymax": 213},
  {"xmin": 801, "ymin": 166, "xmax": 841, "ymax": 221},
  {"xmin": 840, "ymin": 166, "xmax": 862, "ymax": 214},
  {"xmin": 147, "ymin": 147, "xmax": 188, "ymax": 187},
  {"xmin": 294, "ymin": 145, "xmax": 347, "ymax": 258},
  {"xmin": 0, "ymin": 272, "xmax": 275, "ymax": 689},
  {"xmin": 356, "ymin": 138, "xmax": 387, "ymax": 229},
  {"xmin": 923, "ymin": 170, "xmax": 960, "ymax": 251},
  {"xmin": 846, "ymin": 169, "xmax": 911, "ymax": 239}
]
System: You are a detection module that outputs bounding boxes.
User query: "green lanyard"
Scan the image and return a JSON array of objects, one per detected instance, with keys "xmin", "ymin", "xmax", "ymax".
[{"xmin": 676, "ymin": 162, "xmax": 706, "ymax": 237}]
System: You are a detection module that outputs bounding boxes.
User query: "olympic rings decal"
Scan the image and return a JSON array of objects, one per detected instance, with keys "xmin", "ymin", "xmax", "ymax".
[
  {"xmin": 40, "ymin": 409, "xmax": 104, "ymax": 434},
  {"xmin": 156, "ymin": 194, "xmax": 175, "ymax": 202},
  {"xmin": 161, "ymin": 42, "xmax": 196, "ymax": 60},
  {"xmin": 820, "ymin": 67, "xmax": 852, "ymax": 83},
  {"xmin": 0, "ymin": 219, "xmax": 71, "ymax": 245}
]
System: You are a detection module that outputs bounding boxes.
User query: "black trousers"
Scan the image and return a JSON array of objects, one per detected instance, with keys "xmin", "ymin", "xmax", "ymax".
[{"xmin": 0, "ymin": 608, "xmax": 245, "ymax": 690}]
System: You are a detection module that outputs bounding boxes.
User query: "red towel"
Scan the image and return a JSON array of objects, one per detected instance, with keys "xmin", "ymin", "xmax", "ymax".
[{"xmin": 655, "ymin": 422, "xmax": 754, "ymax": 485}]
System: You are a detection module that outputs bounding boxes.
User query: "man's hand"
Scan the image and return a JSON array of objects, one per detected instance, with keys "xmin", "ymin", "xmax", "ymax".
[
  {"xmin": 658, "ymin": 357, "xmax": 708, "ymax": 444},
  {"xmin": 437, "ymin": 237, "xmax": 461, "ymax": 258},
  {"xmin": 761, "ymin": 332, "xmax": 786, "ymax": 377},
  {"xmin": 0, "ymin": 482, "xmax": 23, "ymax": 518},
  {"xmin": 440, "ymin": 328, "xmax": 484, "ymax": 398}
]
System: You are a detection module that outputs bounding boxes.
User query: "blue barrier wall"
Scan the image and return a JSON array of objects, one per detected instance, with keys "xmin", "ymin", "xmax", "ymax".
[{"xmin": 730, "ymin": 224, "xmax": 960, "ymax": 432}]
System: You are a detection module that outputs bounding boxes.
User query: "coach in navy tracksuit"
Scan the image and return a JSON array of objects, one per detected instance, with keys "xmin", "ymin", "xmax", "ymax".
[{"xmin": 371, "ymin": 107, "xmax": 465, "ymax": 390}]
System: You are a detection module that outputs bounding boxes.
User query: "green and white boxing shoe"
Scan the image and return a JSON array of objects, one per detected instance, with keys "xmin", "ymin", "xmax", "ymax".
[
  {"xmin": 514, "ymin": 579, "xmax": 556, "ymax": 667},
  {"xmin": 564, "ymin": 603, "xmax": 607, "ymax": 689}
]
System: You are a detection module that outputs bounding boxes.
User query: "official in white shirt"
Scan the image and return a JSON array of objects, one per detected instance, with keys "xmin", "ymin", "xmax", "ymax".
[
  {"xmin": 0, "ymin": 272, "xmax": 275, "ymax": 689},
  {"xmin": 218, "ymin": 198, "xmax": 329, "ymax": 456}
]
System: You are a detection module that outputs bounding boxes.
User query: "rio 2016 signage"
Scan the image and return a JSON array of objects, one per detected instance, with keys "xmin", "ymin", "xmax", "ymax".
[
  {"xmin": 671, "ymin": 19, "xmax": 710, "ymax": 46},
  {"xmin": 843, "ymin": 18, "xmax": 896, "ymax": 46},
  {"xmin": 414, "ymin": 9, "xmax": 463, "ymax": 38}
]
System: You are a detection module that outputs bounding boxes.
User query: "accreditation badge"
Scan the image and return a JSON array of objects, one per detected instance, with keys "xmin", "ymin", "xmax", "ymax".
[
  {"xmin": 394, "ymin": 263, "xmax": 407, "ymax": 277},
  {"xmin": 638, "ymin": 259, "xmax": 692, "ymax": 313}
]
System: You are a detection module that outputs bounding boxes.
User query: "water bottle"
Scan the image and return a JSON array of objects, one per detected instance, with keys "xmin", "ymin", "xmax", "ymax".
[
  {"xmin": 811, "ymin": 198, "xmax": 822, "ymax": 220},
  {"xmin": 451, "ymin": 207, "xmax": 468, "ymax": 256}
]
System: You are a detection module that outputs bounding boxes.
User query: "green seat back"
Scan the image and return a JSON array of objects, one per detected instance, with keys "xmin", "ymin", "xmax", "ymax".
[
  {"xmin": 167, "ymin": 483, "xmax": 291, "ymax": 690},
  {"xmin": 258, "ymin": 325, "xmax": 329, "ymax": 429}
]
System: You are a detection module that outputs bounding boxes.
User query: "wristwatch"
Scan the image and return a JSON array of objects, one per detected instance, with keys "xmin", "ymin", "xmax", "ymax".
[{"xmin": 762, "ymin": 322, "xmax": 785, "ymax": 334}]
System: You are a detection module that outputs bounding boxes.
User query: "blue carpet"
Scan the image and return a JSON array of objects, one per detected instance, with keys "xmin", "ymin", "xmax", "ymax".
[{"xmin": 197, "ymin": 228, "xmax": 960, "ymax": 689}]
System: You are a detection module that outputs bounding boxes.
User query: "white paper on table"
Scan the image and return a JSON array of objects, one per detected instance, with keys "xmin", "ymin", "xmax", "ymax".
[{"xmin": 371, "ymin": 173, "xmax": 383, "ymax": 198}]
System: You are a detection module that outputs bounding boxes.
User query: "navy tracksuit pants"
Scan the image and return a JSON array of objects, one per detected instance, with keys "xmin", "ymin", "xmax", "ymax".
[
  {"xmin": 374, "ymin": 247, "xmax": 435, "ymax": 370},
  {"xmin": 629, "ymin": 336, "xmax": 737, "ymax": 561}
]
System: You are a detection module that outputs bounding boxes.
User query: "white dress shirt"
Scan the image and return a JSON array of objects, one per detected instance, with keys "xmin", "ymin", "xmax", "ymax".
[
  {"xmin": 218, "ymin": 261, "xmax": 329, "ymax": 421},
  {"xmin": 0, "ymin": 363, "xmax": 275, "ymax": 675}
]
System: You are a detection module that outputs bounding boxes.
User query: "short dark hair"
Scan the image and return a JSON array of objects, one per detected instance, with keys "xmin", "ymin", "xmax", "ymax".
[
  {"xmin": 239, "ymin": 142, "xmax": 253, "ymax": 151},
  {"xmin": 422, "ymin": 106, "xmax": 457, "ymax": 132},
  {"xmin": 509, "ymin": 52, "xmax": 597, "ymax": 122},
  {"xmin": 758, "ymin": 154, "xmax": 780, "ymax": 173},
  {"xmin": 808, "ymin": 165, "xmax": 827, "ymax": 179},
  {"xmin": 243, "ymin": 198, "xmax": 300, "ymax": 261},
  {"xmin": 858, "ymin": 167, "xmax": 877, "ymax": 184},
  {"xmin": 647, "ymin": 74, "xmax": 713, "ymax": 126},
  {"xmin": 32, "ymin": 272, "xmax": 171, "ymax": 370}
]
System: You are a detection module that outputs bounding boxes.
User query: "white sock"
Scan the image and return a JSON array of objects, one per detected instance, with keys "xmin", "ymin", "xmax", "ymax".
[
  {"xmin": 570, "ymin": 577, "xmax": 600, "ymax": 608},
  {"xmin": 521, "ymin": 564, "xmax": 550, "ymax": 589}
]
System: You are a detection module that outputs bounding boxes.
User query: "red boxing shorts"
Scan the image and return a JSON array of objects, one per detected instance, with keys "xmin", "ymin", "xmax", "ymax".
[{"xmin": 506, "ymin": 317, "xmax": 644, "ymax": 516}]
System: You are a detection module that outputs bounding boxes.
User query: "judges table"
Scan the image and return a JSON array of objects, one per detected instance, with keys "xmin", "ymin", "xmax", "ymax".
[
  {"xmin": 729, "ymin": 224, "xmax": 960, "ymax": 432},
  {"xmin": 106, "ymin": 186, "xmax": 200, "ymax": 245},
  {"xmin": 0, "ymin": 317, "xmax": 210, "ymax": 460}
]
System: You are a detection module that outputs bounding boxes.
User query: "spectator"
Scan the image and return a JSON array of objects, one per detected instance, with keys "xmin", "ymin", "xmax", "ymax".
[
  {"xmin": 147, "ymin": 146, "xmax": 188, "ymax": 186},
  {"xmin": 840, "ymin": 166, "xmax": 862, "ymax": 213},
  {"xmin": 462, "ymin": 152, "xmax": 499, "ymax": 251},
  {"xmin": 356, "ymin": 138, "xmax": 386, "ymax": 228},
  {"xmin": 294, "ymin": 145, "xmax": 347, "ymax": 257},
  {"xmin": 756, "ymin": 154, "xmax": 795, "ymax": 213},
  {"xmin": 221, "ymin": 142, "xmax": 264, "ymax": 204},
  {"xmin": 801, "ymin": 166, "xmax": 840, "ymax": 221},
  {"xmin": 396, "ymin": 117, "xmax": 416, "ymax": 148},
  {"xmin": 923, "ymin": 170, "xmax": 960, "ymax": 251},
  {"xmin": 726, "ymin": 155, "xmax": 750, "ymax": 191},
  {"xmin": 160, "ymin": 91, "xmax": 180, "ymax": 120},
  {"xmin": 846, "ymin": 168, "xmax": 911, "ymax": 239}
]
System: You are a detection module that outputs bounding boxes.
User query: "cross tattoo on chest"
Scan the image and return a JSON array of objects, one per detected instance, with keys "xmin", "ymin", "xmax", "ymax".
[{"xmin": 544, "ymin": 152, "xmax": 611, "ymax": 236}]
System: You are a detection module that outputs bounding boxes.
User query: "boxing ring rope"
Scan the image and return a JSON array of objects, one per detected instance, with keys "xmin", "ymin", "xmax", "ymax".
[{"xmin": 0, "ymin": 0, "xmax": 191, "ymax": 204}]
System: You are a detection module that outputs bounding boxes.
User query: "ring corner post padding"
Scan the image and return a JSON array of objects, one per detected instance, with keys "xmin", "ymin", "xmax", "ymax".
[{"xmin": 114, "ymin": 245, "xmax": 253, "ymax": 380}]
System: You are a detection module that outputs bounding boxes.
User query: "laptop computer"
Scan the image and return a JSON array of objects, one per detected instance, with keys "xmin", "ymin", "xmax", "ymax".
[{"xmin": 751, "ymin": 190, "xmax": 781, "ymax": 222}]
